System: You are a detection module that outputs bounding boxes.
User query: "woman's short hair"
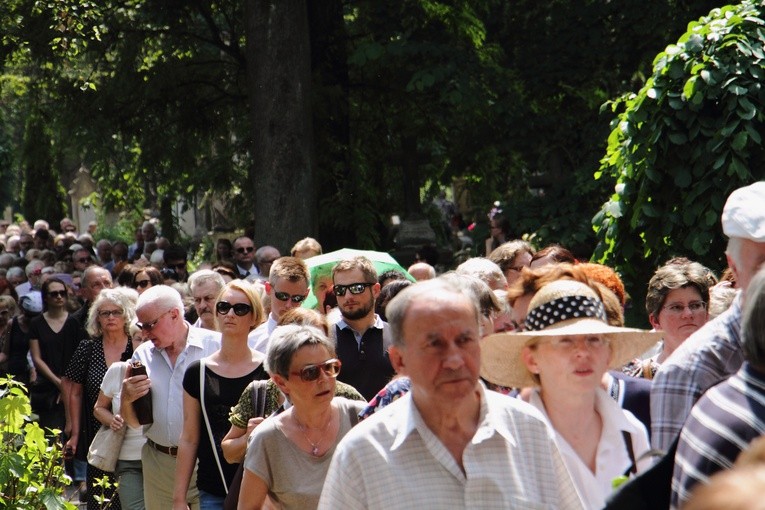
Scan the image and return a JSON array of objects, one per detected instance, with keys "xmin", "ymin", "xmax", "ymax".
[
  {"xmin": 530, "ymin": 244, "xmax": 576, "ymax": 266},
  {"xmin": 214, "ymin": 279, "xmax": 265, "ymax": 330},
  {"xmin": 488, "ymin": 240, "xmax": 535, "ymax": 275},
  {"xmin": 645, "ymin": 261, "xmax": 711, "ymax": 318},
  {"xmin": 86, "ymin": 287, "xmax": 137, "ymax": 338},
  {"xmin": 265, "ymin": 324, "xmax": 336, "ymax": 378},
  {"xmin": 742, "ymin": 268, "xmax": 765, "ymax": 370}
]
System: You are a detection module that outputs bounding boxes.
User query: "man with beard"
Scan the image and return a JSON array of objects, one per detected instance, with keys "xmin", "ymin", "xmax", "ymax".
[{"xmin": 331, "ymin": 256, "xmax": 394, "ymax": 400}]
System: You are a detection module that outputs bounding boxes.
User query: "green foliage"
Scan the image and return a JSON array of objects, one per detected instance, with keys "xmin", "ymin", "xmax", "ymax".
[
  {"xmin": 594, "ymin": 1, "xmax": 765, "ymax": 320},
  {"xmin": 0, "ymin": 376, "xmax": 76, "ymax": 510}
]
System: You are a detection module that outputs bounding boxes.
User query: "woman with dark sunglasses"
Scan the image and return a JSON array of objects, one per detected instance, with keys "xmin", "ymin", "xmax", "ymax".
[
  {"xmin": 237, "ymin": 324, "xmax": 365, "ymax": 510},
  {"xmin": 29, "ymin": 278, "xmax": 82, "ymax": 431},
  {"xmin": 173, "ymin": 280, "xmax": 269, "ymax": 510}
]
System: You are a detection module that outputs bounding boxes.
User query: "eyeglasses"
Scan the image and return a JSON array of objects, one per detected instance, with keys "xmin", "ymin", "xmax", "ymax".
[
  {"xmin": 134, "ymin": 279, "xmax": 151, "ymax": 289},
  {"xmin": 539, "ymin": 336, "xmax": 610, "ymax": 351},
  {"xmin": 98, "ymin": 309, "xmax": 123, "ymax": 319},
  {"xmin": 136, "ymin": 309, "xmax": 172, "ymax": 331},
  {"xmin": 75, "ymin": 257, "xmax": 91, "ymax": 264},
  {"xmin": 333, "ymin": 282, "xmax": 374, "ymax": 297},
  {"xmin": 215, "ymin": 301, "xmax": 252, "ymax": 316},
  {"xmin": 273, "ymin": 291, "xmax": 307, "ymax": 303},
  {"xmin": 290, "ymin": 359, "xmax": 342, "ymax": 382},
  {"xmin": 48, "ymin": 290, "xmax": 67, "ymax": 298},
  {"xmin": 236, "ymin": 246, "xmax": 254, "ymax": 254},
  {"xmin": 662, "ymin": 301, "xmax": 707, "ymax": 316}
]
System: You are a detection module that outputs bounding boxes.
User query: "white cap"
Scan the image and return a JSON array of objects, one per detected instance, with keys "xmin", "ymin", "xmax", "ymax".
[{"xmin": 722, "ymin": 181, "xmax": 765, "ymax": 242}]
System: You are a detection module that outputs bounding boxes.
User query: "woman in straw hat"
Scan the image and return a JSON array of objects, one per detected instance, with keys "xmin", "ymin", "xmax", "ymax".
[{"xmin": 481, "ymin": 279, "xmax": 661, "ymax": 510}]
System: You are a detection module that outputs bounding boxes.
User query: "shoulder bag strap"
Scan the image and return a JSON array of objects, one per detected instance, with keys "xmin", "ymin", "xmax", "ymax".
[
  {"xmin": 622, "ymin": 430, "xmax": 638, "ymax": 476},
  {"xmin": 200, "ymin": 359, "xmax": 229, "ymax": 494}
]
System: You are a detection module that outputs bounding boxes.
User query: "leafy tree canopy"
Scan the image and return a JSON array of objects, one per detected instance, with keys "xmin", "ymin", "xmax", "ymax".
[{"xmin": 594, "ymin": 0, "xmax": 765, "ymax": 316}]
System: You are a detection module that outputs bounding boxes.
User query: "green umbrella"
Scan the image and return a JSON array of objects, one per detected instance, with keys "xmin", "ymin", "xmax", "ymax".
[{"xmin": 302, "ymin": 248, "xmax": 415, "ymax": 309}]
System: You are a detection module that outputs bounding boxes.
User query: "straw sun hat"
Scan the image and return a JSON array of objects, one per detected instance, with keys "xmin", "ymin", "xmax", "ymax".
[{"xmin": 480, "ymin": 279, "xmax": 661, "ymax": 388}]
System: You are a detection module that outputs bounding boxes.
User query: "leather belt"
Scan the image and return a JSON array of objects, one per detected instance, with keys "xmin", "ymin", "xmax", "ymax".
[{"xmin": 147, "ymin": 438, "xmax": 178, "ymax": 456}]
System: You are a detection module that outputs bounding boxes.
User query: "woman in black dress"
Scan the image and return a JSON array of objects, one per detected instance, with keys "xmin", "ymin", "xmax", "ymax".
[
  {"xmin": 65, "ymin": 287, "xmax": 136, "ymax": 509},
  {"xmin": 173, "ymin": 279, "xmax": 268, "ymax": 509}
]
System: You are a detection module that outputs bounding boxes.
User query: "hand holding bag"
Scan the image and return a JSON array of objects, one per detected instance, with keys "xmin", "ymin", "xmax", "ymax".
[{"xmin": 87, "ymin": 424, "xmax": 128, "ymax": 472}]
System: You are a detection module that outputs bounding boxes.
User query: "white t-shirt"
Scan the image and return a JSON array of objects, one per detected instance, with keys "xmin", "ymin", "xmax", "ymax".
[{"xmin": 100, "ymin": 361, "xmax": 146, "ymax": 461}]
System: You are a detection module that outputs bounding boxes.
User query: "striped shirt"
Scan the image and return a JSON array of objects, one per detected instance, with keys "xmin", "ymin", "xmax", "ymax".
[
  {"xmin": 671, "ymin": 362, "xmax": 765, "ymax": 508},
  {"xmin": 650, "ymin": 293, "xmax": 743, "ymax": 451},
  {"xmin": 319, "ymin": 385, "xmax": 584, "ymax": 510}
]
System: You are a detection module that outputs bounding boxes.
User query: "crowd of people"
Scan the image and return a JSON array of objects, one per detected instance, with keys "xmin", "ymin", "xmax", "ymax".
[{"xmin": 0, "ymin": 181, "xmax": 763, "ymax": 510}]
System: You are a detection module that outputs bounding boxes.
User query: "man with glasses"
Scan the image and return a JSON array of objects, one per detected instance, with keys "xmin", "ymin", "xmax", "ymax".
[
  {"xmin": 121, "ymin": 285, "xmax": 221, "ymax": 510},
  {"xmin": 163, "ymin": 245, "xmax": 189, "ymax": 282},
  {"xmin": 233, "ymin": 236, "xmax": 259, "ymax": 279},
  {"xmin": 248, "ymin": 257, "xmax": 310, "ymax": 353},
  {"xmin": 331, "ymin": 256, "xmax": 394, "ymax": 400},
  {"xmin": 72, "ymin": 247, "xmax": 94, "ymax": 273}
]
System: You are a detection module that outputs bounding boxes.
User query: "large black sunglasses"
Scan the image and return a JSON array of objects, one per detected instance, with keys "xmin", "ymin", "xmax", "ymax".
[
  {"xmin": 290, "ymin": 359, "xmax": 342, "ymax": 382},
  {"xmin": 333, "ymin": 282, "xmax": 374, "ymax": 297},
  {"xmin": 215, "ymin": 301, "xmax": 252, "ymax": 316}
]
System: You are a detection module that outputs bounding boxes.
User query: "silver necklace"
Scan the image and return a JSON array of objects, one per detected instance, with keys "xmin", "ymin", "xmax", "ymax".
[{"xmin": 295, "ymin": 413, "xmax": 333, "ymax": 456}]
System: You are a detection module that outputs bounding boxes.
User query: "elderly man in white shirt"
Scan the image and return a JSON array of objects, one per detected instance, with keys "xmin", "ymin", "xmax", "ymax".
[
  {"xmin": 120, "ymin": 285, "xmax": 221, "ymax": 510},
  {"xmin": 319, "ymin": 278, "xmax": 583, "ymax": 509}
]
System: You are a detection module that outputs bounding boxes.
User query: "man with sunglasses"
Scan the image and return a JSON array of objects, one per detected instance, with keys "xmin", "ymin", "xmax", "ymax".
[
  {"xmin": 121, "ymin": 285, "xmax": 221, "ymax": 510},
  {"xmin": 248, "ymin": 257, "xmax": 310, "ymax": 353},
  {"xmin": 233, "ymin": 236, "xmax": 259, "ymax": 279},
  {"xmin": 331, "ymin": 256, "xmax": 394, "ymax": 400},
  {"xmin": 163, "ymin": 244, "xmax": 189, "ymax": 282}
]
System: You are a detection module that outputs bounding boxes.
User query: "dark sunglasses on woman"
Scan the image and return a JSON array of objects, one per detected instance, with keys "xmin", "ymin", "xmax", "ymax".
[{"xmin": 216, "ymin": 301, "xmax": 252, "ymax": 316}]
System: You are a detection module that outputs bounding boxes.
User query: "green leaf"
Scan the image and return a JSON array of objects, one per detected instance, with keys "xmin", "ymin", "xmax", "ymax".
[
  {"xmin": 731, "ymin": 131, "xmax": 748, "ymax": 151},
  {"xmin": 673, "ymin": 168, "xmax": 692, "ymax": 188}
]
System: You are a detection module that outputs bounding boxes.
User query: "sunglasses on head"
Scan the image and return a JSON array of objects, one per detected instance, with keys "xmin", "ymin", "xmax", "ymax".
[
  {"xmin": 134, "ymin": 279, "xmax": 151, "ymax": 289},
  {"xmin": 236, "ymin": 246, "xmax": 254, "ymax": 254},
  {"xmin": 48, "ymin": 290, "xmax": 67, "ymax": 298},
  {"xmin": 273, "ymin": 291, "xmax": 307, "ymax": 303},
  {"xmin": 333, "ymin": 282, "xmax": 374, "ymax": 297},
  {"xmin": 216, "ymin": 301, "xmax": 252, "ymax": 316},
  {"xmin": 290, "ymin": 359, "xmax": 342, "ymax": 382}
]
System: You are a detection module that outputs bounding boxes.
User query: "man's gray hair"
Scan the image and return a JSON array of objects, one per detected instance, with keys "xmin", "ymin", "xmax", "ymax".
[
  {"xmin": 265, "ymin": 324, "xmax": 336, "ymax": 378},
  {"xmin": 25, "ymin": 259, "xmax": 45, "ymax": 276},
  {"xmin": 136, "ymin": 284, "xmax": 184, "ymax": 315},
  {"xmin": 386, "ymin": 278, "xmax": 480, "ymax": 348},
  {"xmin": 742, "ymin": 267, "xmax": 765, "ymax": 370},
  {"xmin": 7, "ymin": 267, "xmax": 24, "ymax": 280},
  {"xmin": 456, "ymin": 257, "xmax": 507, "ymax": 290},
  {"xmin": 188, "ymin": 269, "xmax": 225, "ymax": 294}
]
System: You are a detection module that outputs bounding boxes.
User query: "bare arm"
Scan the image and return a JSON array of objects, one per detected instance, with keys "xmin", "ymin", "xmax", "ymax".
[
  {"xmin": 64, "ymin": 381, "xmax": 83, "ymax": 454},
  {"xmin": 172, "ymin": 390, "xmax": 202, "ymax": 510},
  {"xmin": 237, "ymin": 468, "xmax": 269, "ymax": 510},
  {"xmin": 221, "ymin": 417, "xmax": 265, "ymax": 464},
  {"xmin": 94, "ymin": 391, "xmax": 124, "ymax": 431}
]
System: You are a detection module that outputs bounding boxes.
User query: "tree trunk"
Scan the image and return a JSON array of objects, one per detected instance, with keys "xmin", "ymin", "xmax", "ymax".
[{"xmin": 245, "ymin": 0, "xmax": 316, "ymax": 253}]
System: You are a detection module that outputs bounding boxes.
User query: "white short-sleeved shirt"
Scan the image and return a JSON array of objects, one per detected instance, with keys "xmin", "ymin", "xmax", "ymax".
[
  {"xmin": 100, "ymin": 361, "xmax": 145, "ymax": 461},
  {"xmin": 319, "ymin": 385, "xmax": 584, "ymax": 510},
  {"xmin": 529, "ymin": 388, "xmax": 652, "ymax": 510},
  {"xmin": 130, "ymin": 323, "xmax": 221, "ymax": 446},
  {"xmin": 247, "ymin": 314, "xmax": 277, "ymax": 354}
]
